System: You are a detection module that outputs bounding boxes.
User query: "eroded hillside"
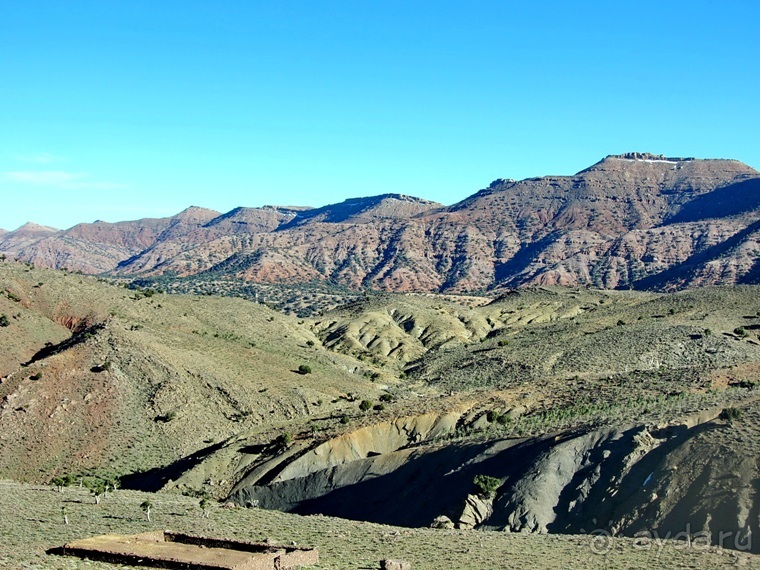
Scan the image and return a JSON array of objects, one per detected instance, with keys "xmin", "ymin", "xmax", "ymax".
[{"xmin": 3, "ymin": 260, "xmax": 760, "ymax": 556}]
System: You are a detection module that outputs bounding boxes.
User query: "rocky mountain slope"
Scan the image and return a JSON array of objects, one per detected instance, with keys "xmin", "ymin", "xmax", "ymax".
[{"xmin": 3, "ymin": 154, "xmax": 758, "ymax": 293}]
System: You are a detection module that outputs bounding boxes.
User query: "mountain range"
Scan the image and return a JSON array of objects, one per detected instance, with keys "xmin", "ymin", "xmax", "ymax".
[{"xmin": 2, "ymin": 152, "xmax": 759, "ymax": 292}]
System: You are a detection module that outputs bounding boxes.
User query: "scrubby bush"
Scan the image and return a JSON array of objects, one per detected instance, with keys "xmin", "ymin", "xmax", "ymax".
[
  {"xmin": 734, "ymin": 327, "xmax": 748, "ymax": 338},
  {"xmin": 0, "ymin": 314, "xmax": 9, "ymax": 327},
  {"xmin": 473, "ymin": 474, "xmax": 500, "ymax": 499},
  {"xmin": 720, "ymin": 407, "xmax": 742, "ymax": 423},
  {"xmin": 298, "ymin": 364, "xmax": 312, "ymax": 374},
  {"xmin": 359, "ymin": 399, "xmax": 373, "ymax": 412}
]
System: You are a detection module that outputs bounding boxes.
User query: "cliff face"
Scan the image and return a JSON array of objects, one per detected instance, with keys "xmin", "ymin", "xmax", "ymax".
[{"xmin": 5, "ymin": 155, "xmax": 760, "ymax": 291}]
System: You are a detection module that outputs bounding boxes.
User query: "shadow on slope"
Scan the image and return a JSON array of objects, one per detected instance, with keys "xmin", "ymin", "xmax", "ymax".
[
  {"xmin": 121, "ymin": 440, "xmax": 227, "ymax": 492},
  {"xmin": 665, "ymin": 178, "xmax": 760, "ymax": 225},
  {"xmin": 631, "ymin": 218, "xmax": 760, "ymax": 290}
]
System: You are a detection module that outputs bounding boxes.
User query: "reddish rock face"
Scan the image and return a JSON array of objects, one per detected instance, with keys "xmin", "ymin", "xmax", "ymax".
[{"xmin": 6, "ymin": 156, "xmax": 760, "ymax": 292}]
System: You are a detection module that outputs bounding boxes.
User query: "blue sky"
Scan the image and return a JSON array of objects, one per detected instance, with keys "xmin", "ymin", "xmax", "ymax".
[{"xmin": 1, "ymin": 1, "xmax": 758, "ymax": 231}]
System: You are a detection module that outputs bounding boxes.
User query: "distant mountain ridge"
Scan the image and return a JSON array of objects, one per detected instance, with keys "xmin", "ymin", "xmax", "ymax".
[{"xmin": 2, "ymin": 154, "xmax": 759, "ymax": 292}]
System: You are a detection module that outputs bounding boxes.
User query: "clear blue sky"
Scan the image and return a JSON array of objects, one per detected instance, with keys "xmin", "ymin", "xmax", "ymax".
[{"xmin": 1, "ymin": 1, "xmax": 758, "ymax": 231}]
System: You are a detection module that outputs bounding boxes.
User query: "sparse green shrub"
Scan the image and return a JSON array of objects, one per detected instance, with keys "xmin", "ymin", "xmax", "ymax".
[
  {"xmin": 298, "ymin": 364, "xmax": 312, "ymax": 375},
  {"xmin": 486, "ymin": 410, "xmax": 498, "ymax": 423},
  {"xmin": 359, "ymin": 399, "xmax": 373, "ymax": 412},
  {"xmin": 373, "ymin": 403, "xmax": 385, "ymax": 412},
  {"xmin": 379, "ymin": 394, "xmax": 394, "ymax": 403},
  {"xmin": 616, "ymin": 319, "xmax": 626, "ymax": 326},
  {"xmin": 340, "ymin": 415, "xmax": 350, "ymax": 424},
  {"xmin": 734, "ymin": 327, "xmax": 748, "ymax": 338},
  {"xmin": 29, "ymin": 372, "xmax": 42, "ymax": 381},
  {"xmin": 0, "ymin": 314, "xmax": 9, "ymax": 327},
  {"xmin": 704, "ymin": 328, "xmax": 713, "ymax": 336},
  {"xmin": 276, "ymin": 432, "xmax": 292, "ymax": 448},
  {"xmin": 306, "ymin": 340, "xmax": 315, "ymax": 347},
  {"xmin": 720, "ymin": 407, "xmax": 742, "ymax": 423},
  {"xmin": 155, "ymin": 410, "xmax": 177, "ymax": 423},
  {"xmin": 497, "ymin": 339, "xmax": 509, "ymax": 347},
  {"xmin": 473, "ymin": 474, "xmax": 500, "ymax": 499}
]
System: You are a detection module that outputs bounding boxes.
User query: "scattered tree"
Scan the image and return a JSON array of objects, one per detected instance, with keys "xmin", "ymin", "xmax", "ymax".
[
  {"xmin": 359, "ymin": 399, "xmax": 373, "ymax": 412},
  {"xmin": 51, "ymin": 477, "xmax": 66, "ymax": 492},
  {"xmin": 88, "ymin": 480, "xmax": 107, "ymax": 504},
  {"xmin": 61, "ymin": 506, "xmax": 69, "ymax": 525},
  {"xmin": 140, "ymin": 500, "xmax": 152, "ymax": 522},
  {"xmin": 0, "ymin": 314, "xmax": 9, "ymax": 327},
  {"xmin": 298, "ymin": 364, "xmax": 312, "ymax": 374}
]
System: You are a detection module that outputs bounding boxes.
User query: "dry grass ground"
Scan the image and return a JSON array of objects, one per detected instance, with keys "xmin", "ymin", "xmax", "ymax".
[{"xmin": 1, "ymin": 481, "xmax": 755, "ymax": 570}]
